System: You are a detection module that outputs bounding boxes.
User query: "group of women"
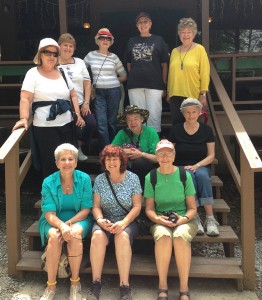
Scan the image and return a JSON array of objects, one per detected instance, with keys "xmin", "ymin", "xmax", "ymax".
[{"xmin": 11, "ymin": 11, "xmax": 219, "ymax": 300}]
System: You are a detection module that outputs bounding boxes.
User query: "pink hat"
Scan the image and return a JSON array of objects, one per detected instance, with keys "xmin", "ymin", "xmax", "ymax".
[
  {"xmin": 155, "ymin": 139, "xmax": 174, "ymax": 153},
  {"xmin": 95, "ymin": 28, "xmax": 114, "ymax": 45}
]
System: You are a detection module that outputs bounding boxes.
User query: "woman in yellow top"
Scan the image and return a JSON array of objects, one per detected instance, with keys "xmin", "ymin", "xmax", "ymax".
[{"xmin": 167, "ymin": 18, "xmax": 210, "ymax": 126}]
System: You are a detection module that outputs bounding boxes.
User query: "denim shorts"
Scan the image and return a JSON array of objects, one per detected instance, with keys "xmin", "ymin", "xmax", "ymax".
[{"xmin": 92, "ymin": 220, "xmax": 139, "ymax": 245}]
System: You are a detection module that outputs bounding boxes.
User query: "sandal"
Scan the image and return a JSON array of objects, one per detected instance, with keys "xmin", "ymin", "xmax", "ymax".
[
  {"xmin": 179, "ymin": 291, "xmax": 190, "ymax": 300},
  {"xmin": 157, "ymin": 289, "xmax": 168, "ymax": 300}
]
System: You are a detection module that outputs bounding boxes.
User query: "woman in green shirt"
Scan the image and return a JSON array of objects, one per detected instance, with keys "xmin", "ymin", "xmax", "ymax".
[
  {"xmin": 112, "ymin": 105, "xmax": 159, "ymax": 188},
  {"xmin": 144, "ymin": 139, "xmax": 197, "ymax": 300}
]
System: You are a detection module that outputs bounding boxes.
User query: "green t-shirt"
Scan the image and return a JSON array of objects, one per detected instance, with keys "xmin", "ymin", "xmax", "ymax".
[
  {"xmin": 112, "ymin": 125, "xmax": 159, "ymax": 154},
  {"xmin": 144, "ymin": 168, "xmax": 196, "ymax": 216}
]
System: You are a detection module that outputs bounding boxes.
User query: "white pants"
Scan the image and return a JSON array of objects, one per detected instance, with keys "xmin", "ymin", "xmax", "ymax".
[{"xmin": 128, "ymin": 88, "xmax": 163, "ymax": 132}]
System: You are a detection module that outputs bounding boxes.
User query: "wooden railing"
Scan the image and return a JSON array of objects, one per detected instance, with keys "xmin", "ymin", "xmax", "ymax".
[
  {"xmin": 210, "ymin": 53, "xmax": 262, "ymax": 105},
  {"xmin": 0, "ymin": 56, "xmax": 262, "ymax": 290},
  {"xmin": 0, "ymin": 120, "xmax": 32, "ymax": 277},
  {"xmin": 208, "ymin": 59, "xmax": 262, "ymax": 290}
]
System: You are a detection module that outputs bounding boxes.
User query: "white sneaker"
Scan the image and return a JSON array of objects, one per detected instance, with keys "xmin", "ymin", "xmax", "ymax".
[
  {"xmin": 196, "ymin": 214, "xmax": 205, "ymax": 235},
  {"xmin": 69, "ymin": 284, "xmax": 83, "ymax": 300},
  {"xmin": 205, "ymin": 216, "xmax": 219, "ymax": 236},
  {"xmin": 78, "ymin": 148, "xmax": 88, "ymax": 161},
  {"xmin": 40, "ymin": 287, "xmax": 55, "ymax": 300}
]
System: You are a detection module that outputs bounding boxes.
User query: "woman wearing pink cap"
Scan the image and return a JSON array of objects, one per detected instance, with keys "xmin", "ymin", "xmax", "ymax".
[
  {"xmin": 84, "ymin": 28, "xmax": 127, "ymax": 150},
  {"xmin": 13, "ymin": 37, "xmax": 85, "ymax": 178},
  {"xmin": 144, "ymin": 139, "xmax": 197, "ymax": 300}
]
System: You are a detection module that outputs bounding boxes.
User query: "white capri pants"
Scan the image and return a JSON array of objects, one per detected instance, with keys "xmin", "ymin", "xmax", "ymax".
[{"xmin": 128, "ymin": 88, "xmax": 163, "ymax": 132}]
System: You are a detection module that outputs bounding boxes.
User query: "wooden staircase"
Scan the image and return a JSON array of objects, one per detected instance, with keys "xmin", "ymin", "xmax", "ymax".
[{"xmin": 16, "ymin": 157, "xmax": 244, "ymax": 291}]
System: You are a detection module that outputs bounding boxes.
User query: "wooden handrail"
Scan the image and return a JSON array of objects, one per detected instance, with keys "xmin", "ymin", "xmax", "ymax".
[
  {"xmin": 210, "ymin": 61, "xmax": 262, "ymax": 171},
  {"xmin": 209, "ymin": 59, "xmax": 262, "ymax": 291},
  {"xmin": 0, "ymin": 119, "xmax": 32, "ymax": 277}
]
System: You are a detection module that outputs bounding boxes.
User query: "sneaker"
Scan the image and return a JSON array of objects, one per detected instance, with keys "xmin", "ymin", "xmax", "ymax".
[
  {"xmin": 69, "ymin": 283, "xmax": 82, "ymax": 300},
  {"xmin": 40, "ymin": 287, "xmax": 55, "ymax": 300},
  {"xmin": 120, "ymin": 285, "xmax": 132, "ymax": 300},
  {"xmin": 86, "ymin": 280, "xmax": 101, "ymax": 300},
  {"xmin": 205, "ymin": 216, "xmax": 220, "ymax": 236},
  {"xmin": 78, "ymin": 148, "xmax": 88, "ymax": 161},
  {"xmin": 196, "ymin": 214, "xmax": 204, "ymax": 235}
]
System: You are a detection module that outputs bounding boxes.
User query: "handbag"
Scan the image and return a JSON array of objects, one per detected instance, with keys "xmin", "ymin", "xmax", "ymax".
[
  {"xmin": 90, "ymin": 54, "xmax": 109, "ymax": 101},
  {"xmin": 105, "ymin": 173, "xmax": 153, "ymax": 236},
  {"xmin": 90, "ymin": 83, "xmax": 97, "ymax": 101},
  {"xmin": 41, "ymin": 247, "xmax": 71, "ymax": 278}
]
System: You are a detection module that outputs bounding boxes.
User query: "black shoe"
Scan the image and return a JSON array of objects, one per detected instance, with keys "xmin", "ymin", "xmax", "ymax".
[
  {"xmin": 120, "ymin": 284, "xmax": 132, "ymax": 300},
  {"xmin": 86, "ymin": 280, "xmax": 101, "ymax": 300},
  {"xmin": 157, "ymin": 289, "xmax": 168, "ymax": 300}
]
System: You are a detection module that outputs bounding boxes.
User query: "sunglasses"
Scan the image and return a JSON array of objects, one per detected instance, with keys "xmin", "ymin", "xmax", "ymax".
[
  {"xmin": 98, "ymin": 36, "xmax": 112, "ymax": 41},
  {"xmin": 41, "ymin": 50, "xmax": 59, "ymax": 57},
  {"xmin": 156, "ymin": 152, "xmax": 174, "ymax": 157}
]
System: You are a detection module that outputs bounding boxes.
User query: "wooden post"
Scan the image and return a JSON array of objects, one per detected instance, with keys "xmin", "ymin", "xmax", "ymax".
[
  {"xmin": 201, "ymin": 0, "xmax": 209, "ymax": 54},
  {"xmin": 240, "ymin": 149, "xmax": 255, "ymax": 290},
  {"xmin": 5, "ymin": 144, "xmax": 21, "ymax": 277},
  {"xmin": 59, "ymin": 0, "xmax": 67, "ymax": 34}
]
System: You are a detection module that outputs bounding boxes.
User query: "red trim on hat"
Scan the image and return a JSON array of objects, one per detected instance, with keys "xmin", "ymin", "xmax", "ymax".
[{"xmin": 97, "ymin": 30, "xmax": 113, "ymax": 37}]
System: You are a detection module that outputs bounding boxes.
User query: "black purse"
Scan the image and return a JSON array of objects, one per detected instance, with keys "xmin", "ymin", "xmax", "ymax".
[{"xmin": 105, "ymin": 173, "xmax": 153, "ymax": 236}]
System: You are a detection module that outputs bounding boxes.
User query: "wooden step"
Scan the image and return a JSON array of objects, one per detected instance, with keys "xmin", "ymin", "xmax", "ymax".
[
  {"xmin": 16, "ymin": 251, "xmax": 243, "ymax": 291},
  {"xmin": 26, "ymin": 221, "xmax": 238, "ymax": 257}
]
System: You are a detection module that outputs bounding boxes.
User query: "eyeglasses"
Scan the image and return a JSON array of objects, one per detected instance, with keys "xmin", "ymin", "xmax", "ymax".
[
  {"xmin": 98, "ymin": 36, "xmax": 112, "ymax": 41},
  {"xmin": 137, "ymin": 20, "xmax": 150, "ymax": 25},
  {"xmin": 59, "ymin": 158, "xmax": 75, "ymax": 163},
  {"xmin": 156, "ymin": 152, "xmax": 174, "ymax": 157},
  {"xmin": 41, "ymin": 50, "xmax": 59, "ymax": 57},
  {"xmin": 180, "ymin": 31, "xmax": 193, "ymax": 36}
]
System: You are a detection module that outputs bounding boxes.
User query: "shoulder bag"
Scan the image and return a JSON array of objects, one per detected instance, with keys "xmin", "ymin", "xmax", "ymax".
[
  {"xmin": 91, "ymin": 53, "xmax": 109, "ymax": 100},
  {"xmin": 105, "ymin": 172, "xmax": 153, "ymax": 236}
]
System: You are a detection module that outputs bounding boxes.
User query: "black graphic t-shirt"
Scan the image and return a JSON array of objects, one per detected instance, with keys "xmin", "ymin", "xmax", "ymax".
[{"xmin": 125, "ymin": 34, "xmax": 169, "ymax": 90}]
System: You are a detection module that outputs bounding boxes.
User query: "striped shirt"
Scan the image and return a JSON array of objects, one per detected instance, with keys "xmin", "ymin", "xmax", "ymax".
[{"xmin": 84, "ymin": 51, "xmax": 127, "ymax": 89}]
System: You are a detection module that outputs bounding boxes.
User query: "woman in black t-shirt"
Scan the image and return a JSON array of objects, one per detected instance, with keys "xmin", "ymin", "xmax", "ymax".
[
  {"xmin": 125, "ymin": 12, "xmax": 169, "ymax": 133},
  {"xmin": 169, "ymin": 98, "xmax": 219, "ymax": 237}
]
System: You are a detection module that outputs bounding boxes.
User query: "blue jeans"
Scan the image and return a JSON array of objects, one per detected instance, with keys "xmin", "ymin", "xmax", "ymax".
[
  {"xmin": 186, "ymin": 167, "xmax": 214, "ymax": 207},
  {"xmin": 94, "ymin": 87, "xmax": 121, "ymax": 149}
]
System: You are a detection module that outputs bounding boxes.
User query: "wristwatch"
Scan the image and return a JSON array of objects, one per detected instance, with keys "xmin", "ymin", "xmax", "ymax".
[{"xmin": 199, "ymin": 92, "xmax": 206, "ymax": 96}]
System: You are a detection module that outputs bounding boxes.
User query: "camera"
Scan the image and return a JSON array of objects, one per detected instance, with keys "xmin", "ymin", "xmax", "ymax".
[{"xmin": 163, "ymin": 211, "xmax": 178, "ymax": 223}]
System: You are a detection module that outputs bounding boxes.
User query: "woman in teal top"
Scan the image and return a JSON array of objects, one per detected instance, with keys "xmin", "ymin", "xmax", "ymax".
[
  {"xmin": 144, "ymin": 139, "xmax": 197, "ymax": 300},
  {"xmin": 38, "ymin": 143, "xmax": 93, "ymax": 300},
  {"xmin": 112, "ymin": 105, "xmax": 159, "ymax": 189}
]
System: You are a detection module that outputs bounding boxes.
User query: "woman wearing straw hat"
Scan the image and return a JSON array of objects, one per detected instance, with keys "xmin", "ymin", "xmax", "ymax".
[
  {"xmin": 84, "ymin": 28, "xmax": 127, "ymax": 150},
  {"xmin": 112, "ymin": 105, "xmax": 159, "ymax": 189}
]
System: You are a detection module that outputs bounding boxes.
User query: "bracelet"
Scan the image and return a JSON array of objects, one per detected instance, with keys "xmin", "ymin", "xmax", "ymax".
[
  {"xmin": 96, "ymin": 217, "xmax": 103, "ymax": 222},
  {"xmin": 47, "ymin": 281, "xmax": 57, "ymax": 286},
  {"xmin": 68, "ymin": 220, "xmax": 72, "ymax": 226},
  {"xmin": 199, "ymin": 92, "xmax": 206, "ymax": 96},
  {"xmin": 84, "ymin": 101, "xmax": 89, "ymax": 105},
  {"xmin": 20, "ymin": 118, "xmax": 28, "ymax": 121},
  {"xmin": 141, "ymin": 152, "xmax": 144, "ymax": 157},
  {"xmin": 59, "ymin": 222, "xmax": 64, "ymax": 230},
  {"xmin": 70, "ymin": 277, "xmax": 80, "ymax": 282},
  {"xmin": 183, "ymin": 215, "xmax": 189, "ymax": 220},
  {"xmin": 197, "ymin": 163, "xmax": 201, "ymax": 168}
]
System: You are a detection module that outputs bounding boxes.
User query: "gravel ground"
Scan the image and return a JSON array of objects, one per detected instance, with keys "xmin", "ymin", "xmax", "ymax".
[{"xmin": 0, "ymin": 172, "xmax": 261, "ymax": 299}]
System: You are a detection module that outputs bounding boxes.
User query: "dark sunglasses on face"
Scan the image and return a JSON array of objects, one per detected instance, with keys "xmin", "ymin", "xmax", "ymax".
[
  {"xmin": 98, "ymin": 36, "xmax": 112, "ymax": 41},
  {"xmin": 41, "ymin": 50, "xmax": 59, "ymax": 57}
]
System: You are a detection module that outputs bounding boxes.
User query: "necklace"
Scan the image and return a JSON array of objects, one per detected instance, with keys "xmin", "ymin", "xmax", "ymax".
[{"xmin": 179, "ymin": 43, "xmax": 193, "ymax": 70}]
